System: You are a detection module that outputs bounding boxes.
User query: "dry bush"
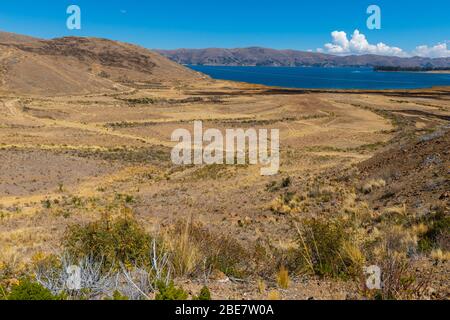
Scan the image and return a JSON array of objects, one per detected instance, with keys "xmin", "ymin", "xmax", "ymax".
[
  {"xmin": 363, "ymin": 252, "xmax": 431, "ymax": 300},
  {"xmin": 34, "ymin": 254, "xmax": 117, "ymax": 299},
  {"xmin": 165, "ymin": 220, "xmax": 285, "ymax": 279},
  {"xmin": 33, "ymin": 238, "xmax": 172, "ymax": 300},
  {"xmin": 294, "ymin": 217, "xmax": 365, "ymax": 279},
  {"xmin": 167, "ymin": 220, "xmax": 250, "ymax": 278}
]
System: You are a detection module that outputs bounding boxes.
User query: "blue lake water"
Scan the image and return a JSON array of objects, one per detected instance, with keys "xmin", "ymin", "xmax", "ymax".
[{"xmin": 188, "ymin": 65, "xmax": 450, "ymax": 90}]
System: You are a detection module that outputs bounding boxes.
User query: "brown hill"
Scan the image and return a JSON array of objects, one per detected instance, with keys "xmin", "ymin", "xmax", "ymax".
[
  {"xmin": 0, "ymin": 31, "xmax": 42, "ymax": 44},
  {"xmin": 0, "ymin": 31, "xmax": 203, "ymax": 95}
]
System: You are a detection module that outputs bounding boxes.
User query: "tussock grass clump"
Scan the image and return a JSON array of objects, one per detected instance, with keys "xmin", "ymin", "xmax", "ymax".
[
  {"xmin": 416, "ymin": 208, "xmax": 449, "ymax": 253},
  {"xmin": 257, "ymin": 279, "xmax": 266, "ymax": 294},
  {"xmin": 294, "ymin": 218, "xmax": 364, "ymax": 278},
  {"xmin": 191, "ymin": 164, "xmax": 230, "ymax": 180},
  {"xmin": 270, "ymin": 192, "xmax": 302, "ymax": 215},
  {"xmin": 360, "ymin": 179, "xmax": 386, "ymax": 194},
  {"xmin": 167, "ymin": 220, "xmax": 249, "ymax": 278},
  {"xmin": 165, "ymin": 219, "xmax": 285, "ymax": 279},
  {"xmin": 307, "ymin": 184, "xmax": 332, "ymax": 199},
  {"xmin": 383, "ymin": 204, "xmax": 407, "ymax": 217},
  {"xmin": 430, "ymin": 249, "xmax": 450, "ymax": 262},
  {"xmin": 267, "ymin": 290, "xmax": 281, "ymax": 300},
  {"xmin": 276, "ymin": 266, "xmax": 290, "ymax": 289},
  {"xmin": 361, "ymin": 221, "xmax": 432, "ymax": 299},
  {"xmin": 372, "ymin": 225, "xmax": 417, "ymax": 259},
  {"xmin": 164, "ymin": 222, "xmax": 201, "ymax": 277},
  {"xmin": 377, "ymin": 204, "xmax": 411, "ymax": 225},
  {"xmin": 266, "ymin": 176, "xmax": 292, "ymax": 192}
]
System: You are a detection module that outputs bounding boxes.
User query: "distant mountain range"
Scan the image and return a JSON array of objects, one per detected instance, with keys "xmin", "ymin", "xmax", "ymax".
[{"xmin": 156, "ymin": 47, "xmax": 450, "ymax": 68}]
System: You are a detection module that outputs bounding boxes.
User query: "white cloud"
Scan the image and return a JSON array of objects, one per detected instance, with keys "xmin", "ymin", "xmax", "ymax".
[
  {"xmin": 324, "ymin": 31, "xmax": 349, "ymax": 54},
  {"xmin": 321, "ymin": 30, "xmax": 407, "ymax": 57},
  {"xmin": 320, "ymin": 30, "xmax": 450, "ymax": 58},
  {"xmin": 412, "ymin": 43, "xmax": 450, "ymax": 58}
]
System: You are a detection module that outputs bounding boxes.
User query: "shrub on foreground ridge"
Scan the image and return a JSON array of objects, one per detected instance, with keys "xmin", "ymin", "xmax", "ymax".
[{"xmin": 63, "ymin": 213, "xmax": 152, "ymax": 267}]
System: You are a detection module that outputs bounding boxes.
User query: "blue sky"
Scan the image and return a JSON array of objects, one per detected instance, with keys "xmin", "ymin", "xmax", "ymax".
[{"xmin": 0, "ymin": 0, "xmax": 449, "ymax": 56}]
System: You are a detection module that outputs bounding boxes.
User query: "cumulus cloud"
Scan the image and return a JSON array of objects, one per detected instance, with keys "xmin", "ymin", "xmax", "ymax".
[
  {"xmin": 412, "ymin": 43, "xmax": 450, "ymax": 58},
  {"xmin": 321, "ymin": 30, "xmax": 407, "ymax": 57},
  {"xmin": 320, "ymin": 30, "xmax": 450, "ymax": 58}
]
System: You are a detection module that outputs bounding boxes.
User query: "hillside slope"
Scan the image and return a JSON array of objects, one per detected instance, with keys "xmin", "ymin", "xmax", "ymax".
[
  {"xmin": 0, "ymin": 31, "xmax": 203, "ymax": 95},
  {"xmin": 157, "ymin": 47, "xmax": 450, "ymax": 68},
  {"xmin": 357, "ymin": 127, "xmax": 449, "ymax": 214}
]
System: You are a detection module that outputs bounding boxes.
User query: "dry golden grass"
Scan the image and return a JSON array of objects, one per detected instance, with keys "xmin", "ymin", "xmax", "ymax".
[
  {"xmin": 257, "ymin": 279, "xmax": 267, "ymax": 294},
  {"xmin": 411, "ymin": 223, "xmax": 429, "ymax": 236},
  {"xmin": 430, "ymin": 249, "xmax": 450, "ymax": 262},
  {"xmin": 341, "ymin": 241, "xmax": 365, "ymax": 271},
  {"xmin": 0, "ymin": 71, "xmax": 449, "ymax": 299},
  {"xmin": 267, "ymin": 290, "xmax": 281, "ymax": 300},
  {"xmin": 361, "ymin": 178, "xmax": 386, "ymax": 194},
  {"xmin": 384, "ymin": 204, "xmax": 408, "ymax": 216},
  {"xmin": 164, "ymin": 220, "xmax": 201, "ymax": 277},
  {"xmin": 276, "ymin": 266, "xmax": 290, "ymax": 289}
]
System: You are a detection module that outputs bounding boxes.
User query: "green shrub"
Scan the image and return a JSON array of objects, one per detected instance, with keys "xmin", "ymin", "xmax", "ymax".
[
  {"xmin": 155, "ymin": 281, "xmax": 188, "ymax": 300},
  {"xmin": 7, "ymin": 279, "xmax": 60, "ymax": 300},
  {"xmin": 0, "ymin": 285, "xmax": 7, "ymax": 300},
  {"xmin": 64, "ymin": 213, "xmax": 152, "ymax": 267},
  {"xmin": 109, "ymin": 291, "xmax": 129, "ymax": 300},
  {"xmin": 193, "ymin": 286, "xmax": 212, "ymax": 300}
]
